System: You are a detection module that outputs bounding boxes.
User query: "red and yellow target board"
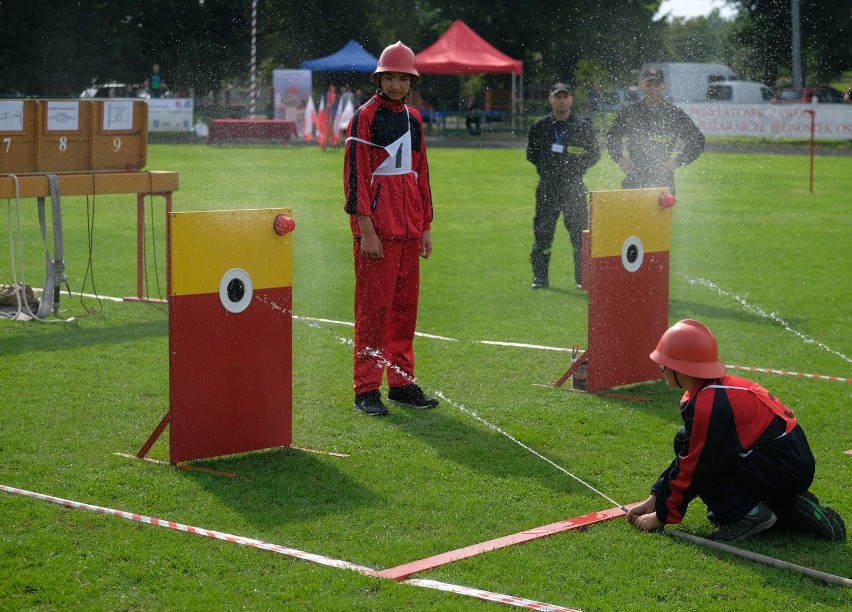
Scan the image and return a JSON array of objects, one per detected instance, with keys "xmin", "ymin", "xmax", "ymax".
[
  {"xmin": 167, "ymin": 208, "xmax": 294, "ymax": 463},
  {"xmin": 583, "ymin": 189, "xmax": 671, "ymax": 391}
]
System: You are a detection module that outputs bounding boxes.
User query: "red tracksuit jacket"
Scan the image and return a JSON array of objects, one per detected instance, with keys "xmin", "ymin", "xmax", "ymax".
[{"xmin": 344, "ymin": 94, "xmax": 432, "ymax": 238}]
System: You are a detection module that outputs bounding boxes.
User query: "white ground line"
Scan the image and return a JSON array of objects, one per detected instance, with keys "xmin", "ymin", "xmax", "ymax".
[{"xmin": 38, "ymin": 296, "xmax": 849, "ymax": 383}]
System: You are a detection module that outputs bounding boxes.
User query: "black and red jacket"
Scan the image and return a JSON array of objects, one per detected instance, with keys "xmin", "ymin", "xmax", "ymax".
[
  {"xmin": 652, "ymin": 374, "xmax": 798, "ymax": 524},
  {"xmin": 343, "ymin": 94, "xmax": 432, "ymax": 240}
]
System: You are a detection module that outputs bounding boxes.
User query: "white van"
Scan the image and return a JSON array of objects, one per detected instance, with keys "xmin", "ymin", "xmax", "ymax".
[
  {"xmin": 706, "ymin": 81, "xmax": 774, "ymax": 104},
  {"xmin": 641, "ymin": 63, "xmax": 738, "ymax": 103}
]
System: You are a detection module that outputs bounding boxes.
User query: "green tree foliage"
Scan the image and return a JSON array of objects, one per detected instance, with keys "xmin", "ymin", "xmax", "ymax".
[
  {"xmin": 660, "ymin": 12, "xmax": 734, "ymax": 64},
  {"xmin": 1, "ymin": 0, "xmax": 847, "ymax": 98},
  {"xmin": 729, "ymin": 0, "xmax": 852, "ymax": 85}
]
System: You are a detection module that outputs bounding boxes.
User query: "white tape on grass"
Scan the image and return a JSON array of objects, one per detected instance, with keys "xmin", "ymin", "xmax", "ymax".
[{"xmin": 69, "ymin": 297, "xmax": 850, "ymax": 383}]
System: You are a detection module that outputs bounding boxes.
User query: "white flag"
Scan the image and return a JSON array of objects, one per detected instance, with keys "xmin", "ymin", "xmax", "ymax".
[
  {"xmin": 301, "ymin": 96, "xmax": 316, "ymax": 142},
  {"xmin": 334, "ymin": 98, "xmax": 355, "ymax": 136}
]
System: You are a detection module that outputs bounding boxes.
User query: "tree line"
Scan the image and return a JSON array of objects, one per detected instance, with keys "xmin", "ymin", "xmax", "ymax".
[{"xmin": 1, "ymin": 0, "xmax": 848, "ymax": 100}]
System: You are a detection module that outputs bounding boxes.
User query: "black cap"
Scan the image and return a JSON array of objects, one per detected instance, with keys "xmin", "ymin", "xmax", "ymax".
[
  {"xmin": 549, "ymin": 82, "xmax": 572, "ymax": 95},
  {"xmin": 640, "ymin": 67, "xmax": 665, "ymax": 82}
]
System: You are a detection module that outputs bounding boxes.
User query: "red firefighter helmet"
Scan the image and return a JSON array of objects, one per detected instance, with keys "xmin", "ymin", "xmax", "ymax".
[
  {"xmin": 372, "ymin": 41, "xmax": 420, "ymax": 85},
  {"xmin": 650, "ymin": 319, "xmax": 726, "ymax": 379}
]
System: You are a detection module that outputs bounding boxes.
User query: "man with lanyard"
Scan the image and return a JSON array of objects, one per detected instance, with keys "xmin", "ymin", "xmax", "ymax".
[
  {"xmin": 526, "ymin": 82, "xmax": 600, "ymax": 290},
  {"xmin": 343, "ymin": 41, "xmax": 438, "ymax": 416},
  {"xmin": 606, "ymin": 67, "xmax": 704, "ymax": 194},
  {"xmin": 627, "ymin": 319, "xmax": 846, "ymax": 542}
]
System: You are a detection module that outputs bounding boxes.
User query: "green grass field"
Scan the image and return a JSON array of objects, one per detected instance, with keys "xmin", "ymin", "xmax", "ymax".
[{"xmin": 1, "ymin": 142, "xmax": 850, "ymax": 610}]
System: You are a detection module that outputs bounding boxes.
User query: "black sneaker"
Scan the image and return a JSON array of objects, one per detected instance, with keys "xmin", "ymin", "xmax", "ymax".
[
  {"xmin": 709, "ymin": 503, "xmax": 777, "ymax": 541},
  {"xmin": 387, "ymin": 384, "xmax": 439, "ymax": 409},
  {"xmin": 790, "ymin": 491, "xmax": 846, "ymax": 541},
  {"xmin": 354, "ymin": 390, "xmax": 389, "ymax": 416},
  {"xmin": 532, "ymin": 278, "xmax": 549, "ymax": 289}
]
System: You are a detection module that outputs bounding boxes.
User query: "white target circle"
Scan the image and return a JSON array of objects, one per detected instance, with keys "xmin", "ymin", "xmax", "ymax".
[
  {"xmin": 219, "ymin": 268, "xmax": 253, "ymax": 313},
  {"xmin": 621, "ymin": 236, "xmax": 644, "ymax": 273}
]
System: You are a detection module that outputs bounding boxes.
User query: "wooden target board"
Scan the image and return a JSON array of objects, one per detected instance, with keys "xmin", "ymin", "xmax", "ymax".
[
  {"xmin": 585, "ymin": 189, "xmax": 671, "ymax": 391},
  {"xmin": 168, "ymin": 208, "xmax": 294, "ymax": 463},
  {"xmin": 0, "ymin": 98, "xmax": 147, "ymax": 174}
]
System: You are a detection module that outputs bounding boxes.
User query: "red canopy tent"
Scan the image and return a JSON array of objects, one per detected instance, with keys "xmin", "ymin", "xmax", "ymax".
[{"xmin": 415, "ymin": 20, "xmax": 524, "ymax": 129}]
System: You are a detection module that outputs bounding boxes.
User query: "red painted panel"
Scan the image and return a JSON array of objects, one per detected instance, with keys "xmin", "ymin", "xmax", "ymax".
[
  {"xmin": 587, "ymin": 252, "xmax": 668, "ymax": 391},
  {"xmin": 169, "ymin": 286, "xmax": 292, "ymax": 462}
]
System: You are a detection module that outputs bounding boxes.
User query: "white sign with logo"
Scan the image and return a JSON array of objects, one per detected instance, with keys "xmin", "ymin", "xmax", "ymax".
[
  {"xmin": 47, "ymin": 101, "xmax": 80, "ymax": 131},
  {"xmin": 147, "ymin": 98, "xmax": 194, "ymax": 132}
]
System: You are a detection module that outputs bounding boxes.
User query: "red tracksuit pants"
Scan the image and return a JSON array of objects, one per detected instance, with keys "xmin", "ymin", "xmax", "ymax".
[{"xmin": 353, "ymin": 238, "xmax": 421, "ymax": 394}]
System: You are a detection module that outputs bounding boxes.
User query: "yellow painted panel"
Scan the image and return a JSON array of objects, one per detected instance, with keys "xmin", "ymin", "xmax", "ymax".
[
  {"xmin": 170, "ymin": 208, "xmax": 293, "ymax": 296},
  {"xmin": 589, "ymin": 188, "xmax": 671, "ymax": 258}
]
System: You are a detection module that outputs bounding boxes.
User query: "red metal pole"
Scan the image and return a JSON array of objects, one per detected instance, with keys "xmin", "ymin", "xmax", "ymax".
[
  {"xmin": 806, "ymin": 109, "xmax": 815, "ymax": 194},
  {"xmin": 137, "ymin": 192, "xmax": 145, "ymax": 298}
]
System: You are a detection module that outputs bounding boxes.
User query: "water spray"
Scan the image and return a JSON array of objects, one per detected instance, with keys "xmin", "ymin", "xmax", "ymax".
[
  {"xmin": 433, "ymin": 392, "xmax": 628, "ymax": 512},
  {"xmin": 265, "ymin": 297, "xmax": 630, "ymax": 512}
]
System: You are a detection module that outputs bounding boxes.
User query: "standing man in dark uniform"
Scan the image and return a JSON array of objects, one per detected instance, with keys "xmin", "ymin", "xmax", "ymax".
[
  {"xmin": 606, "ymin": 67, "xmax": 704, "ymax": 194},
  {"xmin": 527, "ymin": 82, "xmax": 600, "ymax": 290}
]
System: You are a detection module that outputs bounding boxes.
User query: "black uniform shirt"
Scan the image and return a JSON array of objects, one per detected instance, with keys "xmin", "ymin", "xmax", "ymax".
[{"xmin": 527, "ymin": 114, "xmax": 600, "ymax": 183}]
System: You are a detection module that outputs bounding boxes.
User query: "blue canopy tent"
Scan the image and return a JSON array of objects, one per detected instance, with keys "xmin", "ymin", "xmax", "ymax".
[{"xmin": 300, "ymin": 40, "xmax": 378, "ymax": 73}]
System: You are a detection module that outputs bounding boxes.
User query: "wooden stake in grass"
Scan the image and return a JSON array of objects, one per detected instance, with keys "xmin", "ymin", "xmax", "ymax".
[{"xmin": 667, "ymin": 530, "xmax": 852, "ymax": 587}]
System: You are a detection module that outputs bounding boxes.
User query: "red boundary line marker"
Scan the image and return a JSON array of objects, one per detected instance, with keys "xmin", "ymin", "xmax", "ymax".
[
  {"xmin": 0, "ymin": 484, "xmax": 578, "ymax": 611},
  {"xmin": 376, "ymin": 504, "xmax": 633, "ymax": 581}
]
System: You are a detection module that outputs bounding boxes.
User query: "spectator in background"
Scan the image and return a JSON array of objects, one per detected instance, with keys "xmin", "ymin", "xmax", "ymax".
[
  {"xmin": 844, "ymin": 83, "xmax": 852, "ymax": 103},
  {"xmin": 587, "ymin": 83, "xmax": 601, "ymax": 111},
  {"xmin": 354, "ymin": 88, "xmax": 369, "ymax": 107},
  {"xmin": 419, "ymin": 97, "xmax": 434, "ymax": 134},
  {"xmin": 148, "ymin": 64, "xmax": 165, "ymax": 98},
  {"xmin": 464, "ymin": 96, "xmax": 481, "ymax": 135}
]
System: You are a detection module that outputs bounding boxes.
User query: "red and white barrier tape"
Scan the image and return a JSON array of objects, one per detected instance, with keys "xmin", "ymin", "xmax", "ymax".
[
  {"xmin": 405, "ymin": 579, "xmax": 579, "ymax": 611},
  {"xmin": 1, "ymin": 484, "xmax": 576, "ymax": 611},
  {"xmin": 0, "ymin": 484, "xmax": 372, "ymax": 572}
]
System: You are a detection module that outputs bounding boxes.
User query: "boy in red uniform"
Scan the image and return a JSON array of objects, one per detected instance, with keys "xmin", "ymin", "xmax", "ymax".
[
  {"xmin": 627, "ymin": 320, "xmax": 845, "ymax": 542},
  {"xmin": 343, "ymin": 41, "xmax": 438, "ymax": 416}
]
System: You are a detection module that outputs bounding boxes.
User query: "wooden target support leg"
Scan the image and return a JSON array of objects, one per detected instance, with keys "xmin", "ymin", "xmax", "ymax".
[
  {"xmin": 125, "ymin": 191, "xmax": 172, "ymax": 304},
  {"xmin": 553, "ymin": 351, "xmax": 589, "ymax": 388}
]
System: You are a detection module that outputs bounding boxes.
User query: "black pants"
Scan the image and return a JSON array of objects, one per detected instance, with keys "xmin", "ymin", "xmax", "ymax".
[
  {"xmin": 530, "ymin": 180, "xmax": 587, "ymax": 285},
  {"xmin": 622, "ymin": 170, "xmax": 676, "ymax": 195},
  {"xmin": 673, "ymin": 425, "xmax": 815, "ymax": 524}
]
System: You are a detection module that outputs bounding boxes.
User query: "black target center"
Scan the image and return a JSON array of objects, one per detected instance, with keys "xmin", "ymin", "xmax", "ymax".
[
  {"xmin": 227, "ymin": 278, "xmax": 245, "ymax": 303},
  {"xmin": 626, "ymin": 244, "xmax": 639, "ymax": 263}
]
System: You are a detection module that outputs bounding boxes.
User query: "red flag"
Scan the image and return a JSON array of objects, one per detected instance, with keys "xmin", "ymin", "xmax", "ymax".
[
  {"xmin": 327, "ymin": 85, "xmax": 339, "ymax": 146},
  {"xmin": 316, "ymin": 96, "xmax": 327, "ymax": 151}
]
